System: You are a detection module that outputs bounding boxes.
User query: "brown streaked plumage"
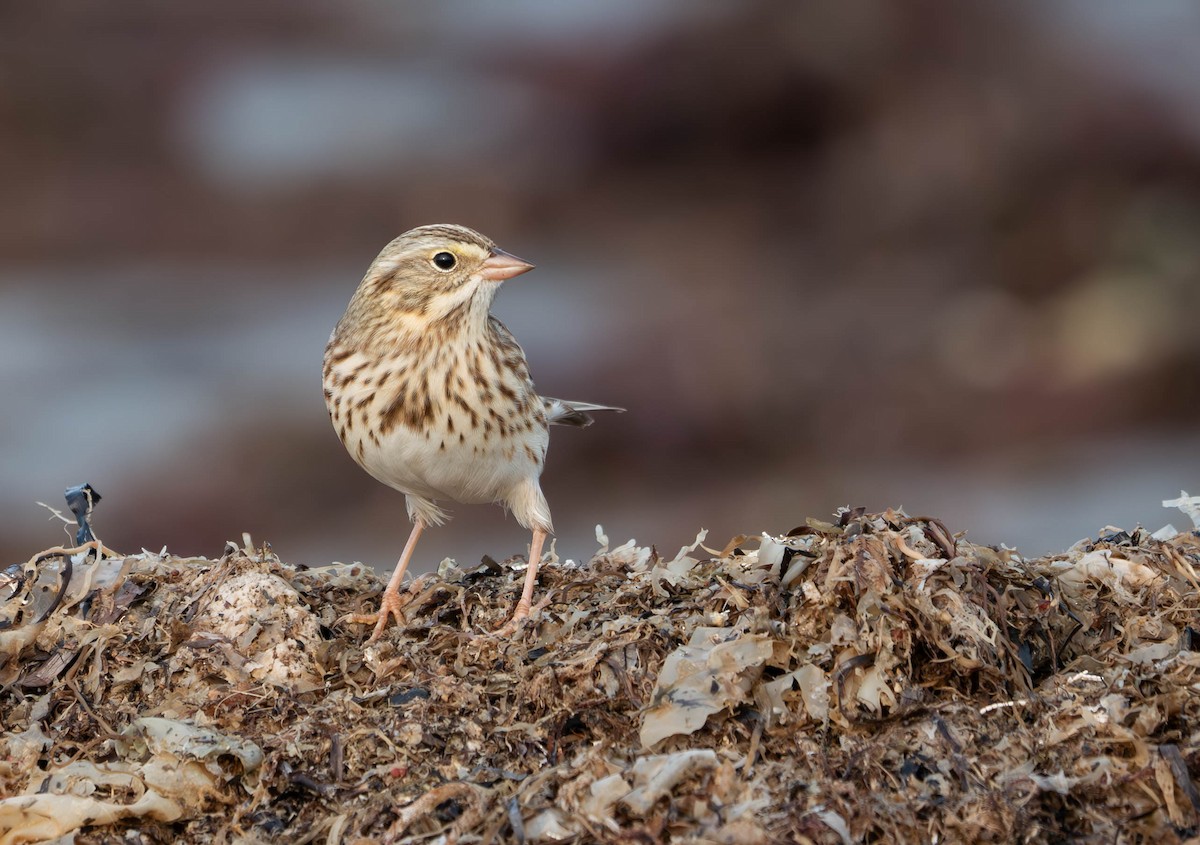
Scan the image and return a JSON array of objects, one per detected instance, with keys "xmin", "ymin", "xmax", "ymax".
[{"xmin": 323, "ymin": 224, "xmax": 622, "ymax": 642}]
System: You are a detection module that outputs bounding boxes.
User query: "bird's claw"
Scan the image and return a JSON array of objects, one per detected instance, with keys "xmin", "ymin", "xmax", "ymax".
[
  {"xmin": 489, "ymin": 609, "xmax": 528, "ymax": 639},
  {"xmin": 344, "ymin": 589, "xmax": 410, "ymax": 643},
  {"xmin": 344, "ymin": 573, "xmax": 439, "ymax": 643},
  {"xmin": 489, "ymin": 591, "xmax": 554, "ymax": 637}
]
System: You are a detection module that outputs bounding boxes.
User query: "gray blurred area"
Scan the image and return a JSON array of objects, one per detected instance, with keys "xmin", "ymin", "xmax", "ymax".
[{"xmin": 3, "ymin": 1, "xmax": 1200, "ymax": 573}]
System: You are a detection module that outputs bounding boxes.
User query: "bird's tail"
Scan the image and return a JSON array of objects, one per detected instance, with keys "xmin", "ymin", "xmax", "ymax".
[{"xmin": 543, "ymin": 398, "xmax": 625, "ymax": 428}]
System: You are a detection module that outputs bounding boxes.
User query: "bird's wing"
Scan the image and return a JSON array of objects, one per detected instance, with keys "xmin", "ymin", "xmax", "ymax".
[{"xmin": 542, "ymin": 397, "xmax": 625, "ymax": 428}]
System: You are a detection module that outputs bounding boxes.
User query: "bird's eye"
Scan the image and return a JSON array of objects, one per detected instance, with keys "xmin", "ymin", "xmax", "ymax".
[{"xmin": 432, "ymin": 251, "xmax": 457, "ymax": 271}]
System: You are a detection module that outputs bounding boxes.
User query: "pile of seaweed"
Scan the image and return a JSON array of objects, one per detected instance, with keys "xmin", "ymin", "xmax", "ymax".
[{"xmin": 4, "ymin": 499, "xmax": 1200, "ymax": 844}]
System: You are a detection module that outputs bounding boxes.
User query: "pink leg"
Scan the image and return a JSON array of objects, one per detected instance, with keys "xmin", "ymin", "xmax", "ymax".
[
  {"xmin": 506, "ymin": 527, "xmax": 548, "ymax": 630},
  {"xmin": 347, "ymin": 520, "xmax": 425, "ymax": 643}
]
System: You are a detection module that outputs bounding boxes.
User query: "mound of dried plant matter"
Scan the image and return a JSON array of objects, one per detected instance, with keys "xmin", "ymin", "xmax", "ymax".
[{"xmin": 4, "ymin": 502, "xmax": 1200, "ymax": 844}]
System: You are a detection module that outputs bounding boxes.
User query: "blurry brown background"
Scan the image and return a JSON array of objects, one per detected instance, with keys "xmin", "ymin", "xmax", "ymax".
[{"xmin": 3, "ymin": 2, "xmax": 1200, "ymax": 572}]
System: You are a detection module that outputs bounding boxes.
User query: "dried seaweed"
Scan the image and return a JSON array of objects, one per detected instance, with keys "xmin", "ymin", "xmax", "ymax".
[{"xmin": 4, "ymin": 506, "xmax": 1200, "ymax": 843}]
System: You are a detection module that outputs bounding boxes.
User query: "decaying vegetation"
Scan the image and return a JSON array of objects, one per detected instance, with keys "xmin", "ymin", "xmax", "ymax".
[{"xmin": 4, "ymin": 499, "xmax": 1200, "ymax": 843}]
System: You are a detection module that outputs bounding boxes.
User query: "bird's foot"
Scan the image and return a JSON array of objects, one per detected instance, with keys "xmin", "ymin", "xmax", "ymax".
[
  {"xmin": 344, "ymin": 577, "xmax": 432, "ymax": 643},
  {"xmin": 343, "ymin": 590, "xmax": 406, "ymax": 643},
  {"xmin": 489, "ymin": 605, "xmax": 529, "ymax": 638},
  {"xmin": 489, "ymin": 592, "xmax": 553, "ymax": 638}
]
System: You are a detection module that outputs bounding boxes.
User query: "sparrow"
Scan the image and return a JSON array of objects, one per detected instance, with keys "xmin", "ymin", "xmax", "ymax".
[{"xmin": 323, "ymin": 224, "xmax": 622, "ymax": 641}]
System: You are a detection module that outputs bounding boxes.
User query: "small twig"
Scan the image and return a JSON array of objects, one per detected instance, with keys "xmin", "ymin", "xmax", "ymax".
[
  {"xmin": 59, "ymin": 734, "xmax": 108, "ymax": 767},
  {"xmin": 214, "ymin": 687, "xmax": 274, "ymax": 713},
  {"xmin": 67, "ymin": 678, "xmax": 118, "ymax": 737},
  {"xmin": 44, "ymin": 561, "xmax": 73, "ymax": 622},
  {"xmin": 918, "ymin": 517, "xmax": 958, "ymax": 560},
  {"xmin": 329, "ymin": 732, "xmax": 344, "ymax": 783},
  {"xmin": 36, "ymin": 501, "xmax": 75, "ymax": 528}
]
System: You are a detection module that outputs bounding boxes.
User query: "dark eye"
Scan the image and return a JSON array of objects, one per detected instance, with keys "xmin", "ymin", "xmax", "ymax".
[{"xmin": 432, "ymin": 251, "xmax": 457, "ymax": 271}]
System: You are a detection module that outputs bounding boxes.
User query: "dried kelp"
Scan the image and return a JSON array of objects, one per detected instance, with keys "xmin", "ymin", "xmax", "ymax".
[{"xmin": 3, "ymin": 507, "xmax": 1200, "ymax": 843}]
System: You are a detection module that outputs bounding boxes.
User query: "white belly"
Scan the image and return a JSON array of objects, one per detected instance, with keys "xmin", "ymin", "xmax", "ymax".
[{"xmin": 357, "ymin": 420, "xmax": 548, "ymax": 507}]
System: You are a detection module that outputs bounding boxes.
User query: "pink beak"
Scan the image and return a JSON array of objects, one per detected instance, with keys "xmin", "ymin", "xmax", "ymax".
[{"xmin": 480, "ymin": 247, "xmax": 535, "ymax": 282}]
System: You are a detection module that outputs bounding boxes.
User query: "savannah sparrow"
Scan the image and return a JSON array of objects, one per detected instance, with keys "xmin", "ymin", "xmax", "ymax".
[{"xmin": 323, "ymin": 224, "xmax": 622, "ymax": 642}]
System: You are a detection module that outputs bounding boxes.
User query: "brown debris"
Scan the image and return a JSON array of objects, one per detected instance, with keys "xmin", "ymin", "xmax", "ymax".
[{"xmin": 4, "ymin": 510, "xmax": 1200, "ymax": 843}]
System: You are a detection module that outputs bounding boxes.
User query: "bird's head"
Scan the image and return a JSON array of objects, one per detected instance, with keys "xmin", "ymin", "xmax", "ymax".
[{"xmin": 357, "ymin": 224, "xmax": 534, "ymax": 324}]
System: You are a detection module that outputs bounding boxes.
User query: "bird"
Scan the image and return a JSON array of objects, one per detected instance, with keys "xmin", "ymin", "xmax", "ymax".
[{"xmin": 323, "ymin": 224, "xmax": 622, "ymax": 642}]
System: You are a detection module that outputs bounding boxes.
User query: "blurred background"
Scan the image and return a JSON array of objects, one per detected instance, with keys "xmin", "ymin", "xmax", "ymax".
[{"xmin": 4, "ymin": 1, "xmax": 1200, "ymax": 572}]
